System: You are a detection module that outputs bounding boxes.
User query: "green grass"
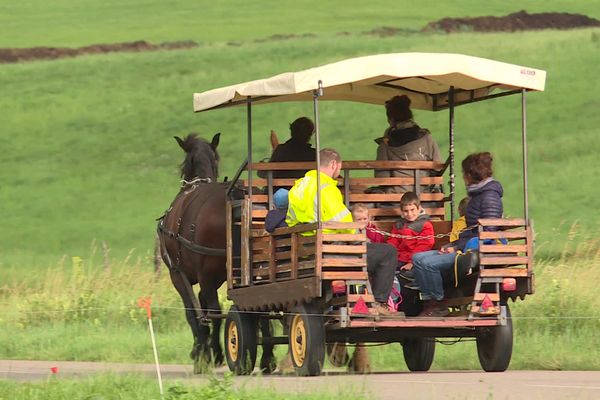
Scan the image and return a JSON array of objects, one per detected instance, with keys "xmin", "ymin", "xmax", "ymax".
[
  {"xmin": 3, "ymin": 0, "xmax": 600, "ymax": 48},
  {"xmin": 2, "ymin": 26, "xmax": 600, "ymax": 268},
  {"xmin": 0, "ymin": 373, "xmax": 365, "ymax": 400},
  {"xmin": 1, "ymin": 237, "xmax": 598, "ymax": 370}
]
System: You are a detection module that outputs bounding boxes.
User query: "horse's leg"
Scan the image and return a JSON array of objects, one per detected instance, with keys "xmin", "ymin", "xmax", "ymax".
[
  {"xmin": 259, "ymin": 318, "xmax": 276, "ymax": 374},
  {"xmin": 200, "ymin": 286, "xmax": 224, "ymax": 367},
  {"xmin": 169, "ymin": 271, "xmax": 208, "ymax": 369},
  {"xmin": 348, "ymin": 343, "xmax": 372, "ymax": 374}
]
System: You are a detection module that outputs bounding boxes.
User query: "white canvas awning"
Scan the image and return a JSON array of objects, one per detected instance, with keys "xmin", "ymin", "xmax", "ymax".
[{"xmin": 193, "ymin": 52, "xmax": 546, "ymax": 112}]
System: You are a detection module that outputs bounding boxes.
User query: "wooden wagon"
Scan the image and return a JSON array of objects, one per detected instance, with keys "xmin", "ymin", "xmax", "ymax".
[{"xmin": 193, "ymin": 53, "xmax": 546, "ymax": 376}]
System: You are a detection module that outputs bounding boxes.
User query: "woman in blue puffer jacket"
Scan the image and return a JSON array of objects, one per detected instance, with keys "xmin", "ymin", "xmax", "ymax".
[{"xmin": 412, "ymin": 152, "xmax": 503, "ymax": 317}]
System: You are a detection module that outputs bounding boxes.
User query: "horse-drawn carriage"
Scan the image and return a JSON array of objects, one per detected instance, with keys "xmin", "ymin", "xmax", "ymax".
[{"xmin": 159, "ymin": 53, "xmax": 546, "ymax": 376}]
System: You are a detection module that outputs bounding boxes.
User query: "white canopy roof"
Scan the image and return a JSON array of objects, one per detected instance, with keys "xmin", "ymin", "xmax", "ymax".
[{"xmin": 193, "ymin": 52, "xmax": 546, "ymax": 112}]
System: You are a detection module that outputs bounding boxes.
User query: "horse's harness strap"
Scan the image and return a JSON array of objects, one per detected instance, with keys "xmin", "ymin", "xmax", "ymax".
[{"xmin": 157, "ymin": 223, "xmax": 226, "ymax": 257}]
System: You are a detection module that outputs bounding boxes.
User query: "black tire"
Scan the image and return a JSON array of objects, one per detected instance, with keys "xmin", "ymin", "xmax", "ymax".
[
  {"xmin": 402, "ymin": 338, "xmax": 435, "ymax": 371},
  {"xmin": 224, "ymin": 306, "xmax": 257, "ymax": 375},
  {"xmin": 288, "ymin": 302, "xmax": 325, "ymax": 376},
  {"xmin": 476, "ymin": 304, "xmax": 513, "ymax": 372}
]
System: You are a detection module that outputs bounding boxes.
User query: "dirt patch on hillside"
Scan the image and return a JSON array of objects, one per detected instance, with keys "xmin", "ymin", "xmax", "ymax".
[
  {"xmin": 0, "ymin": 40, "xmax": 198, "ymax": 64},
  {"xmin": 423, "ymin": 10, "xmax": 600, "ymax": 33}
]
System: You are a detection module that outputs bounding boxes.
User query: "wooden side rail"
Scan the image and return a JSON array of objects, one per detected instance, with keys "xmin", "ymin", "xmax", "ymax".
[
  {"xmin": 477, "ymin": 218, "xmax": 533, "ymax": 274},
  {"xmin": 249, "ymin": 160, "xmax": 446, "ymax": 171}
]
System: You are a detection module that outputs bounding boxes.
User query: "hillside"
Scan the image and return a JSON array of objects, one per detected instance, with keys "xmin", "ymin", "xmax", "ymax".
[{"xmin": 2, "ymin": 1, "xmax": 600, "ymax": 268}]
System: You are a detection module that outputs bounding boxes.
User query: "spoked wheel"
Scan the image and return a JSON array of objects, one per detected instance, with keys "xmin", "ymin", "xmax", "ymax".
[
  {"xmin": 476, "ymin": 304, "xmax": 513, "ymax": 372},
  {"xmin": 402, "ymin": 338, "xmax": 435, "ymax": 371},
  {"xmin": 288, "ymin": 302, "xmax": 325, "ymax": 376},
  {"xmin": 224, "ymin": 305, "xmax": 257, "ymax": 375}
]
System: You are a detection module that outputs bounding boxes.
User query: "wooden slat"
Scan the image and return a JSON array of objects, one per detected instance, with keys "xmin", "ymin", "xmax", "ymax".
[
  {"xmin": 479, "ymin": 231, "xmax": 527, "ymax": 240},
  {"xmin": 480, "ymin": 256, "xmax": 529, "ymax": 265},
  {"xmin": 478, "ymin": 218, "xmax": 526, "ymax": 227},
  {"xmin": 479, "ymin": 268, "xmax": 529, "ymax": 277},
  {"xmin": 249, "ymin": 160, "xmax": 445, "ymax": 171},
  {"xmin": 322, "ymin": 271, "xmax": 368, "ymax": 280},
  {"xmin": 368, "ymin": 207, "xmax": 446, "ymax": 217},
  {"xmin": 322, "ymin": 221, "xmax": 364, "ymax": 230},
  {"xmin": 349, "ymin": 176, "xmax": 443, "ymax": 186},
  {"xmin": 322, "ymin": 244, "xmax": 366, "ymax": 254},
  {"xmin": 349, "ymin": 193, "xmax": 445, "ymax": 202},
  {"xmin": 240, "ymin": 197, "xmax": 251, "ymax": 286},
  {"xmin": 330, "ymin": 294, "xmax": 375, "ymax": 306},
  {"xmin": 251, "ymin": 238, "xmax": 271, "ymax": 250},
  {"xmin": 479, "ymin": 244, "xmax": 527, "ymax": 253},
  {"xmin": 299, "ymin": 235, "xmax": 317, "ymax": 245},
  {"xmin": 276, "ymin": 238, "xmax": 291, "ymax": 246},
  {"xmin": 322, "ymin": 257, "xmax": 366, "ymax": 267},
  {"xmin": 526, "ymin": 227, "xmax": 534, "ymax": 273},
  {"xmin": 273, "ymin": 223, "xmax": 319, "ymax": 235},
  {"xmin": 291, "ymin": 233, "xmax": 298, "ymax": 280},
  {"xmin": 473, "ymin": 293, "xmax": 500, "ymax": 302},
  {"xmin": 251, "ymin": 229, "xmax": 269, "ymax": 238},
  {"xmin": 269, "ymin": 236, "xmax": 276, "ymax": 282},
  {"xmin": 315, "ymin": 231, "xmax": 323, "ymax": 281},
  {"xmin": 251, "ymin": 209, "xmax": 268, "ymax": 218},
  {"xmin": 322, "ymin": 234, "xmax": 367, "ymax": 242},
  {"xmin": 243, "ymin": 178, "xmax": 298, "ymax": 187},
  {"xmin": 226, "ymin": 201, "xmax": 233, "ymax": 290}
]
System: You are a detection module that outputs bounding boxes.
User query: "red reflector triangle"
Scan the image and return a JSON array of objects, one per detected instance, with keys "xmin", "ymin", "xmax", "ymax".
[
  {"xmin": 352, "ymin": 296, "xmax": 370, "ymax": 314},
  {"xmin": 481, "ymin": 295, "xmax": 494, "ymax": 312}
]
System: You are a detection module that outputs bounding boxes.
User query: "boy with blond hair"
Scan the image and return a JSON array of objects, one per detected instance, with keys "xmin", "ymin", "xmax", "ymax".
[{"xmin": 351, "ymin": 203, "xmax": 386, "ymax": 243}]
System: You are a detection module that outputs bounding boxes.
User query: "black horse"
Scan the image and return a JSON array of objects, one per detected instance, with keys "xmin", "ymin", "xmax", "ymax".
[{"xmin": 157, "ymin": 133, "xmax": 275, "ymax": 373}]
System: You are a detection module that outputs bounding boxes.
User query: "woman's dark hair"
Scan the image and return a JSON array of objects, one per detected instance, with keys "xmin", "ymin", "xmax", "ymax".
[
  {"xmin": 289, "ymin": 117, "xmax": 314, "ymax": 143},
  {"xmin": 462, "ymin": 152, "xmax": 494, "ymax": 183},
  {"xmin": 385, "ymin": 95, "xmax": 413, "ymax": 123}
]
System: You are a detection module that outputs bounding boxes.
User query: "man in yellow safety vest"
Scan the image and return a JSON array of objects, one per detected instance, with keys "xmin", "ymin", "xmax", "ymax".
[{"xmin": 286, "ymin": 148, "xmax": 399, "ymax": 316}]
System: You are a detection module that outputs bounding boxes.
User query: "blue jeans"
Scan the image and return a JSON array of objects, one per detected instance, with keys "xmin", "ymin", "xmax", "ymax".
[{"xmin": 412, "ymin": 250, "xmax": 457, "ymax": 301}]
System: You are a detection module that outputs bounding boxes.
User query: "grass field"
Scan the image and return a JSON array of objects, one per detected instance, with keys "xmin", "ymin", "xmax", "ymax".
[
  {"xmin": 2, "ymin": 24, "xmax": 600, "ymax": 268},
  {"xmin": 1, "ymin": 235, "xmax": 599, "ymax": 370},
  {"xmin": 2, "ymin": 0, "xmax": 600, "ymax": 378}
]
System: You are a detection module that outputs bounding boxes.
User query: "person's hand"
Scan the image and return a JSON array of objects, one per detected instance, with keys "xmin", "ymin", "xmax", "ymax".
[
  {"xmin": 400, "ymin": 262, "xmax": 413, "ymax": 271},
  {"xmin": 439, "ymin": 246, "xmax": 456, "ymax": 254}
]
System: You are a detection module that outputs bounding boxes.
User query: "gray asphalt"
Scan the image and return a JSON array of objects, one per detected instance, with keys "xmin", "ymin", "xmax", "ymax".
[{"xmin": 2, "ymin": 360, "xmax": 600, "ymax": 400}]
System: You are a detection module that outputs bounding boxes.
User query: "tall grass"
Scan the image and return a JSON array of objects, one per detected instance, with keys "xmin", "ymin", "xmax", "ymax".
[{"xmin": 2, "ymin": 237, "xmax": 599, "ymax": 370}]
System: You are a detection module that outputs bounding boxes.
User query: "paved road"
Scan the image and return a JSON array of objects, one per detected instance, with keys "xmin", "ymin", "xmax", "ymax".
[{"xmin": 2, "ymin": 360, "xmax": 600, "ymax": 400}]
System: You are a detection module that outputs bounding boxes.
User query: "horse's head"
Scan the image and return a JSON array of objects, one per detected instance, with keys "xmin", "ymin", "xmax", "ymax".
[{"xmin": 175, "ymin": 133, "xmax": 220, "ymax": 183}]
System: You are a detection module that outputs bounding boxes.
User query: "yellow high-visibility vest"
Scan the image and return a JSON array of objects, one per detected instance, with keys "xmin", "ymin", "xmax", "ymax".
[{"xmin": 286, "ymin": 170, "xmax": 353, "ymax": 235}]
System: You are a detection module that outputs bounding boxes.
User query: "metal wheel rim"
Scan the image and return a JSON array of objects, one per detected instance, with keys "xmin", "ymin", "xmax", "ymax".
[
  {"xmin": 228, "ymin": 321, "xmax": 239, "ymax": 362},
  {"xmin": 290, "ymin": 314, "xmax": 306, "ymax": 366}
]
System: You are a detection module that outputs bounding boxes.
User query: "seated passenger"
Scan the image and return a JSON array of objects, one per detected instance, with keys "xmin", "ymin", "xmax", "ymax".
[
  {"xmin": 351, "ymin": 203, "xmax": 386, "ymax": 243},
  {"xmin": 412, "ymin": 152, "xmax": 503, "ymax": 317},
  {"xmin": 375, "ymin": 95, "xmax": 441, "ymax": 193},
  {"xmin": 286, "ymin": 148, "xmax": 400, "ymax": 316},
  {"xmin": 265, "ymin": 189, "xmax": 289, "ymax": 233},
  {"xmin": 268, "ymin": 116, "xmax": 316, "ymax": 179},
  {"xmin": 386, "ymin": 192, "xmax": 435, "ymax": 281},
  {"xmin": 449, "ymin": 197, "xmax": 470, "ymax": 243}
]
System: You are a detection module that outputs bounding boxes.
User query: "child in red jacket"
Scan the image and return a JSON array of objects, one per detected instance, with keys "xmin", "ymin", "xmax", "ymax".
[{"xmin": 387, "ymin": 192, "xmax": 435, "ymax": 281}]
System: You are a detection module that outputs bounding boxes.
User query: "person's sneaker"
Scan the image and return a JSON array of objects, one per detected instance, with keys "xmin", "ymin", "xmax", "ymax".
[
  {"xmin": 418, "ymin": 300, "xmax": 450, "ymax": 317},
  {"xmin": 371, "ymin": 302, "xmax": 396, "ymax": 316},
  {"xmin": 398, "ymin": 270, "xmax": 415, "ymax": 282}
]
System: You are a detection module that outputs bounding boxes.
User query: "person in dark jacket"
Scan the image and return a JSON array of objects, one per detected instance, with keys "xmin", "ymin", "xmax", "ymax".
[
  {"xmin": 268, "ymin": 116, "xmax": 316, "ymax": 179},
  {"xmin": 265, "ymin": 188, "xmax": 289, "ymax": 233},
  {"xmin": 411, "ymin": 152, "xmax": 503, "ymax": 317},
  {"xmin": 375, "ymin": 95, "xmax": 441, "ymax": 193}
]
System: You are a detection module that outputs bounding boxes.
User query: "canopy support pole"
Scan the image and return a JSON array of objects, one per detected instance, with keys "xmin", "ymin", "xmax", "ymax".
[
  {"xmin": 247, "ymin": 98, "xmax": 253, "ymax": 207},
  {"xmin": 521, "ymin": 89, "xmax": 529, "ymax": 224},
  {"xmin": 448, "ymin": 86, "xmax": 456, "ymax": 224},
  {"xmin": 313, "ymin": 81, "xmax": 323, "ymax": 227}
]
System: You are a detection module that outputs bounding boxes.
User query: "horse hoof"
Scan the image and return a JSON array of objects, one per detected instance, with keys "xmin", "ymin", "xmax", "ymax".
[
  {"xmin": 214, "ymin": 353, "xmax": 225, "ymax": 368},
  {"xmin": 260, "ymin": 356, "xmax": 277, "ymax": 375}
]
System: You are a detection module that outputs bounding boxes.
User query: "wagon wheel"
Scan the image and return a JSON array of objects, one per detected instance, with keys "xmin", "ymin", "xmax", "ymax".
[
  {"xmin": 476, "ymin": 304, "xmax": 513, "ymax": 372},
  {"xmin": 224, "ymin": 305, "xmax": 257, "ymax": 375},
  {"xmin": 402, "ymin": 338, "xmax": 435, "ymax": 371},
  {"xmin": 288, "ymin": 302, "xmax": 325, "ymax": 376}
]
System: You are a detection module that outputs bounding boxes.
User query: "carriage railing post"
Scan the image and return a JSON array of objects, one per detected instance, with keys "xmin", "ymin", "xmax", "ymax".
[
  {"xmin": 521, "ymin": 89, "xmax": 529, "ymax": 224},
  {"xmin": 448, "ymin": 86, "xmax": 456, "ymax": 224},
  {"xmin": 313, "ymin": 80, "xmax": 324, "ymax": 228},
  {"xmin": 246, "ymin": 97, "xmax": 253, "ymax": 284}
]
